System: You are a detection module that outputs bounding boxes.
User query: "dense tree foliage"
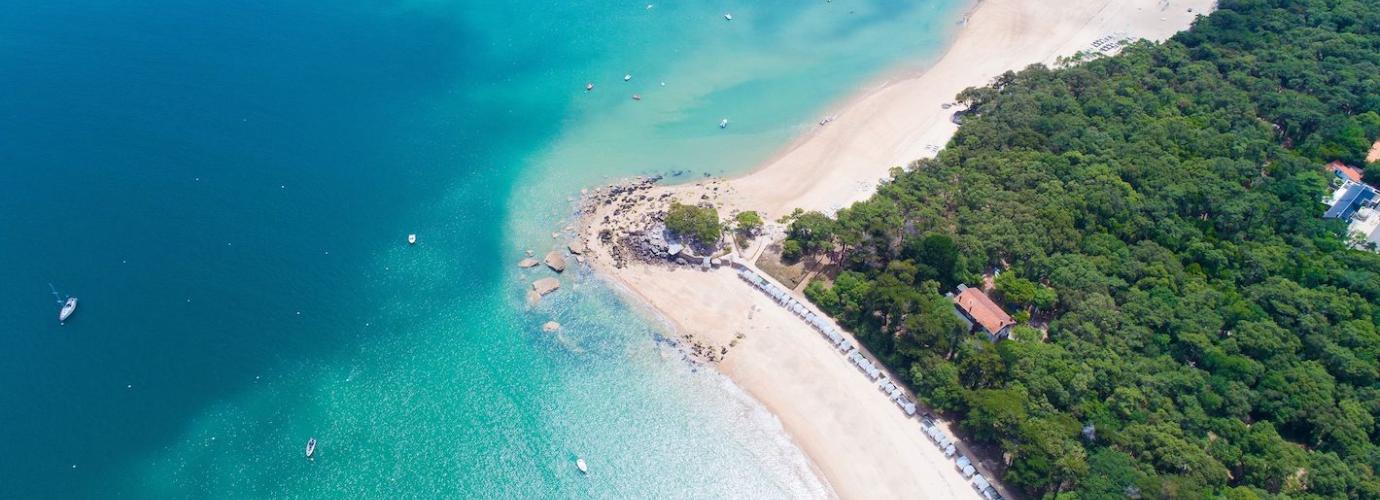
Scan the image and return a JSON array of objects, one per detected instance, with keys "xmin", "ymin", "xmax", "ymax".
[
  {"xmin": 786, "ymin": 210, "xmax": 837, "ymax": 257},
  {"xmin": 804, "ymin": 1, "xmax": 1380, "ymax": 497},
  {"xmin": 665, "ymin": 201, "xmax": 721, "ymax": 247}
]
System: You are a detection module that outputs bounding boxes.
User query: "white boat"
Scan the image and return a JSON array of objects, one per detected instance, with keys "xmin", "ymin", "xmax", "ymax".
[
  {"xmin": 59, "ymin": 297, "xmax": 77, "ymax": 324},
  {"xmin": 408, "ymin": 234, "xmax": 417, "ymax": 245},
  {"xmin": 623, "ymin": 74, "xmax": 632, "ymax": 81},
  {"xmin": 305, "ymin": 437, "xmax": 316, "ymax": 458},
  {"xmin": 576, "ymin": 457, "xmax": 588, "ymax": 474},
  {"xmin": 724, "ymin": 13, "xmax": 733, "ymax": 21},
  {"xmin": 719, "ymin": 118, "xmax": 729, "ymax": 129},
  {"xmin": 585, "ymin": 82, "xmax": 594, "ymax": 91}
]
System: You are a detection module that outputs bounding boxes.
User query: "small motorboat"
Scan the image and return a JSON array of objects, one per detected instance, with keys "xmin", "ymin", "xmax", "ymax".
[
  {"xmin": 408, "ymin": 234, "xmax": 417, "ymax": 245},
  {"xmin": 585, "ymin": 82, "xmax": 594, "ymax": 91},
  {"xmin": 632, "ymin": 94, "xmax": 641, "ymax": 101},
  {"xmin": 305, "ymin": 437, "xmax": 316, "ymax": 459},
  {"xmin": 724, "ymin": 13, "xmax": 733, "ymax": 21},
  {"xmin": 719, "ymin": 118, "xmax": 729, "ymax": 129},
  {"xmin": 623, "ymin": 74, "xmax": 632, "ymax": 82},
  {"xmin": 576, "ymin": 457, "xmax": 588, "ymax": 474},
  {"xmin": 59, "ymin": 297, "xmax": 77, "ymax": 324}
]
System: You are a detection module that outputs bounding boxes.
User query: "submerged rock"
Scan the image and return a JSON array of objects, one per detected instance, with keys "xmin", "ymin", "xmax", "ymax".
[
  {"xmin": 526, "ymin": 290, "xmax": 542, "ymax": 306},
  {"xmin": 532, "ymin": 277, "xmax": 561, "ymax": 296},
  {"xmin": 517, "ymin": 258, "xmax": 540, "ymax": 268},
  {"xmin": 545, "ymin": 251, "xmax": 567, "ymax": 272},
  {"xmin": 542, "ymin": 321, "xmax": 561, "ymax": 332}
]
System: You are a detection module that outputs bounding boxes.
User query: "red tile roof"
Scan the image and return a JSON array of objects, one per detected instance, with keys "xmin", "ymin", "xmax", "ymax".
[
  {"xmin": 1328, "ymin": 161, "xmax": 1364, "ymax": 183},
  {"xmin": 955, "ymin": 288, "xmax": 1015, "ymax": 336}
]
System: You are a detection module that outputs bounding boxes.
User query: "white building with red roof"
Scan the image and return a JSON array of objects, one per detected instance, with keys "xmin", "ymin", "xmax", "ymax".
[{"xmin": 951, "ymin": 284, "xmax": 1015, "ymax": 342}]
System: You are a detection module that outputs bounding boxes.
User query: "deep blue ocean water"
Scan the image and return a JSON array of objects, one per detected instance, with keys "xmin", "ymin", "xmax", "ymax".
[{"xmin": 0, "ymin": 1, "xmax": 961, "ymax": 496}]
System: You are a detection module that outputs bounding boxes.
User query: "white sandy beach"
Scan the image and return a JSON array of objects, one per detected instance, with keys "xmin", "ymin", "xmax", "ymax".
[{"xmin": 580, "ymin": 0, "xmax": 1215, "ymax": 497}]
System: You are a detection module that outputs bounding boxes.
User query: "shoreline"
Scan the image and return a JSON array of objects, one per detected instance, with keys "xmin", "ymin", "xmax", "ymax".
[
  {"xmin": 718, "ymin": 1, "xmax": 979, "ymax": 188},
  {"xmin": 652, "ymin": 0, "xmax": 1215, "ymax": 221},
  {"xmin": 583, "ymin": 255, "xmax": 844, "ymax": 497},
  {"xmin": 576, "ymin": 0, "xmax": 1216, "ymax": 497}
]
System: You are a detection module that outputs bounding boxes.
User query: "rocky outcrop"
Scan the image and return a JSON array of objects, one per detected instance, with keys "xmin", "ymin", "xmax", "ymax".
[
  {"xmin": 517, "ymin": 258, "xmax": 540, "ymax": 268},
  {"xmin": 532, "ymin": 277, "xmax": 561, "ymax": 296},
  {"xmin": 579, "ymin": 175, "xmax": 737, "ymax": 270},
  {"xmin": 544, "ymin": 251, "xmax": 567, "ymax": 272}
]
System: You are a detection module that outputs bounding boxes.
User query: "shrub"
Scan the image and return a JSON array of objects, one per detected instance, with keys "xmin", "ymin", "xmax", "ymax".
[
  {"xmin": 735, "ymin": 210, "xmax": 763, "ymax": 234},
  {"xmin": 665, "ymin": 202, "xmax": 721, "ymax": 246},
  {"xmin": 781, "ymin": 239, "xmax": 803, "ymax": 262}
]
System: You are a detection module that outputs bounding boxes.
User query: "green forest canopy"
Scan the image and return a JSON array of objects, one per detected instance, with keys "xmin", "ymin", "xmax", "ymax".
[{"xmin": 800, "ymin": 0, "xmax": 1380, "ymax": 497}]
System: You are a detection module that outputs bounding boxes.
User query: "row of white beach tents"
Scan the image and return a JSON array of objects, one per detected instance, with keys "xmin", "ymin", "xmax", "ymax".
[
  {"xmin": 736, "ymin": 268, "xmax": 917, "ymax": 417},
  {"xmin": 737, "ymin": 265, "xmax": 1001, "ymax": 499},
  {"xmin": 924, "ymin": 420, "xmax": 1002, "ymax": 499}
]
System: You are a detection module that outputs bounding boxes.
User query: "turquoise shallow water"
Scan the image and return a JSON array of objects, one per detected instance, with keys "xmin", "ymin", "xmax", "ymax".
[{"xmin": 0, "ymin": 0, "xmax": 962, "ymax": 496}]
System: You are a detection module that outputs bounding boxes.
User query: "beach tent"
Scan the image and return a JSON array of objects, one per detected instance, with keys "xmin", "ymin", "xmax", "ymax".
[
  {"xmin": 934, "ymin": 432, "xmax": 951, "ymax": 447},
  {"xmin": 900, "ymin": 401, "xmax": 917, "ymax": 416}
]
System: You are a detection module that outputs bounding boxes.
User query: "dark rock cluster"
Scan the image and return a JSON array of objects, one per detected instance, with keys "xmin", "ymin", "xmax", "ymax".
[
  {"xmin": 682, "ymin": 333, "xmax": 730, "ymax": 363},
  {"xmin": 581, "ymin": 176, "xmax": 679, "ymax": 269}
]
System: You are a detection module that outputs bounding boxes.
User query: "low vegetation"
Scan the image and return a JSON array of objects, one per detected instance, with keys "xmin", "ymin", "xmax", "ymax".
[
  {"xmin": 735, "ymin": 210, "xmax": 764, "ymax": 235},
  {"xmin": 665, "ymin": 201, "xmax": 721, "ymax": 247}
]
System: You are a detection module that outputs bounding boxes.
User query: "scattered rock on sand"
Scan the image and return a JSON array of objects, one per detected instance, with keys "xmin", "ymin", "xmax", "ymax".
[
  {"xmin": 542, "ymin": 321, "xmax": 561, "ymax": 332},
  {"xmin": 518, "ymin": 258, "xmax": 540, "ymax": 268},
  {"xmin": 545, "ymin": 251, "xmax": 567, "ymax": 272},
  {"xmin": 532, "ymin": 277, "xmax": 561, "ymax": 296}
]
